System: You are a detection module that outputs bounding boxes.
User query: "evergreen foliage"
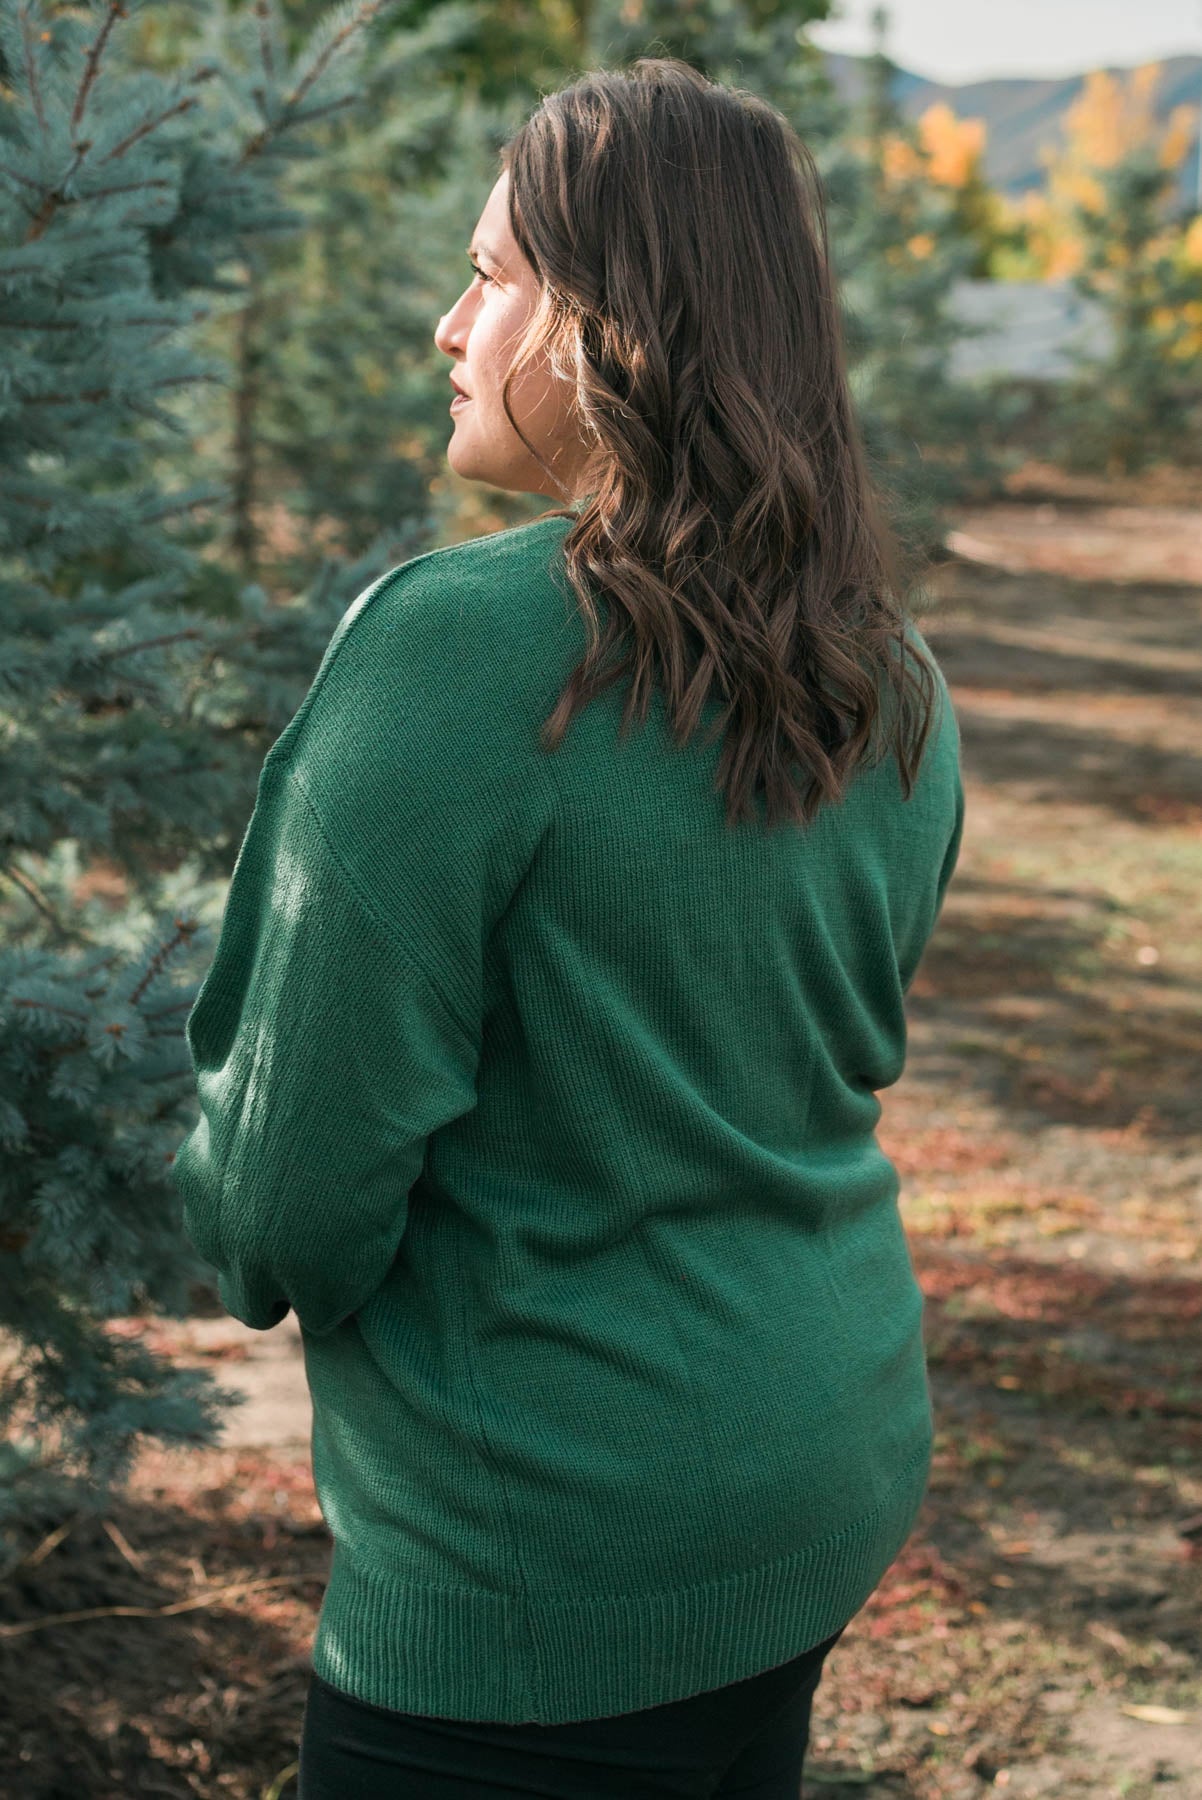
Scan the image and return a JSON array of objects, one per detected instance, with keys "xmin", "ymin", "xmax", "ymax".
[
  {"xmin": 0, "ymin": 0, "xmax": 400, "ymax": 1543},
  {"xmin": 819, "ymin": 7, "xmax": 999, "ymax": 559},
  {"xmin": 1058, "ymin": 146, "xmax": 1202, "ymax": 473}
]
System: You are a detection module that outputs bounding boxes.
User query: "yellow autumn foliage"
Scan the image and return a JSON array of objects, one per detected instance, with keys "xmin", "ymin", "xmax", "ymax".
[
  {"xmin": 1159, "ymin": 103, "xmax": 1197, "ymax": 171},
  {"xmin": 917, "ymin": 102, "xmax": 986, "ymax": 188},
  {"xmin": 881, "ymin": 135, "xmax": 922, "ymax": 185},
  {"xmin": 1149, "ymin": 302, "xmax": 1202, "ymax": 358},
  {"xmin": 1026, "ymin": 59, "xmax": 1202, "ymax": 322},
  {"xmin": 1063, "ymin": 65, "xmax": 1160, "ymax": 168},
  {"xmin": 879, "ymin": 103, "xmax": 987, "ymax": 193},
  {"xmin": 1012, "ymin": 190, "xmax": 1085, "ymax": 280}
]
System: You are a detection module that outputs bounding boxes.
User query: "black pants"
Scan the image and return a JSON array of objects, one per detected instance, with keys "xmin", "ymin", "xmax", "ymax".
[{"xmin": 297, "ymin": 1623, "xmax": 846, "ymax": 1798}]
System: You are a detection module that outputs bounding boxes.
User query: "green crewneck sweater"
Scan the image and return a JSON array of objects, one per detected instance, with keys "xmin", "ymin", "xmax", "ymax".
[{"xmin": 174, "ymin": 510, "xmax": 965, "ymax": 1725}]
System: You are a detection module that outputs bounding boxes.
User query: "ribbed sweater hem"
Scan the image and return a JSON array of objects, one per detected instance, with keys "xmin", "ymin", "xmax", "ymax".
[{"xmin": 307, "ymin": 1432, "xmax": 932, "ymax": 1725}]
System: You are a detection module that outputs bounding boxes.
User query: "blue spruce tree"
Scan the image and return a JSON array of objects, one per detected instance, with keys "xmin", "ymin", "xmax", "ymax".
[{"xmin": 0, "ymin": 0, "xmax": 398, "ymax": 1550}]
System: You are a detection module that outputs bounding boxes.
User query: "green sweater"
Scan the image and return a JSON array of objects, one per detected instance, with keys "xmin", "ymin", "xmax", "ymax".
[{"xmin": 174, "ymin": 511, "xmax": 965, "ymax": 1725}]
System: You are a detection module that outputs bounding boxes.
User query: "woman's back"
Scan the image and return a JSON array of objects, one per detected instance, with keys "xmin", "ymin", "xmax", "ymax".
[{"xmin": 174, "ymin": 510, "xmax": 964, "ymax": 1726}]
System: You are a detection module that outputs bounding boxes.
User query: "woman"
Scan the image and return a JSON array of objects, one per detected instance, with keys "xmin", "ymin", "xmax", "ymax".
[{"xmin": 175, "ymin": 55, "xmax": 965, "ymax": 1800}]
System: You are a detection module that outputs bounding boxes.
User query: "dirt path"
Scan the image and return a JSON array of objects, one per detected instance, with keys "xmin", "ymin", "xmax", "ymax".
[{"xmin": 166, "ymin": 1313, "xmax": 311, "ymax": 1449}]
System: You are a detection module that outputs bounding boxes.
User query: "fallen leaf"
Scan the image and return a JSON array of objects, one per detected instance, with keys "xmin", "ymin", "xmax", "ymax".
[{"xmin": 1118, "ymin": 1704, "xmax": 1192, "ymax": 1725}]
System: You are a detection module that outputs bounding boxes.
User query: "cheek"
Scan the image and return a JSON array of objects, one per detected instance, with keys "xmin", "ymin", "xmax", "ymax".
[
  {"xmin": 478, "ymin": 302, "xmax": 543, "ymax": 397},
  {"xmin": 474, "ymin": 306, "xmax": 518, "ymax": 381}
]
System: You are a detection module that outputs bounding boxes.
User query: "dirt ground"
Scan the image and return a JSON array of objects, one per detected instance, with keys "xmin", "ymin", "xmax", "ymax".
[{"xmin": 1, "ymin": 461, "xmax": 1200, "ymax": 1799}]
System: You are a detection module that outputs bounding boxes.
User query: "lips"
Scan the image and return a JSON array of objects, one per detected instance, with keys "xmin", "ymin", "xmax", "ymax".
[{"xmin": 450, "ymin": 379, "xmax": 471, "ymax": 398}]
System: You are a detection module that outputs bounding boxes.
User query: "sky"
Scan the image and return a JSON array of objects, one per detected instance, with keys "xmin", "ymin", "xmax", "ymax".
[{"xmin": 807, "ymin": 1, "xmax": 1202, "ymax": 86}]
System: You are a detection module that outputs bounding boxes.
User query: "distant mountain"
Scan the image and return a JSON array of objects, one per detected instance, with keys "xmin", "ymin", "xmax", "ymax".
[{"xmin": 817, "ymin": 50, "xmax": 1202, "ymax": 206}]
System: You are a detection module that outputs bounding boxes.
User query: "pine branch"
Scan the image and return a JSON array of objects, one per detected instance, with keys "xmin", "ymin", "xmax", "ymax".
[
  {"xmin": 123, "ymin": 394, "xmax": 198, "ymax": 438},
  {"xmin": 237, "ymin": 89, "xmax": 360, "ymax": 165},
  {"xmin": 7, "ymin": 998, "xmax": 90, "ymax": 1025},
  {"xmin": 143, "ymin": 1001, "xmax": 202, "ymax": 1024},
  {"xmin": 9, "ymin": 10, "xmax": 218, "ymax": 245},
  {"xmin": 16, "ymin": 0, "xmax": 51, "ymax": 138},
  {"xmin": 257, "ymin": 0, "xmax": 279, "ymax": 84},
  {"xmin": 0, "ymin": 311, "xmax": 212, "ymax": 330},
  {"xmin": 94, "ymin": 630, "xmax": 207, "ymax": 664},
  {"xmin": 284, "ymin": 0, "xmax": 390, "ymax": 119},
  {"xmin": 233, "ymin": 0, "xmax": 385, "ymax": 165},
  {"xmin": 21, "ymin": 371, "xmax": 224, "ymax": 407},
  {"xmin": 0, "ymin": 157, "xmax": 41, "ymax": 192},
  {"xmin": 70, "ymin": 0, "xmax": 123, "ymax": 135},
  {"xmin": 98, "ymin": 95, "xmax": 203, "ymax": 167},
  {"xmin": 25, "ymin": 141, "xmax": 95, "ymax": 242},
  {"xmin": 0, "ymin": 859, "xmax": 69, "ymax": 933},
  {"xmin": 138, "ymin": 487, "xmax": 230, "ymax": 525},
  {"xmin": 279, "ymin": 95, "xmax": 366, "ymax": 131},
  {"xmin": 63, "ymin": 178, "xmax": 174, "ymax": 200},
  {"xmin": 128, "ymin": 921, "xmax": 198, "ymax": 1009}
]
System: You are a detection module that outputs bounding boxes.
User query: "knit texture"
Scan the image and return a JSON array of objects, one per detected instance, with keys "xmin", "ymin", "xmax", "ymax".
[{"xmin": 174, "ymin": 511, "xmax": 965, "ymax": 1724}]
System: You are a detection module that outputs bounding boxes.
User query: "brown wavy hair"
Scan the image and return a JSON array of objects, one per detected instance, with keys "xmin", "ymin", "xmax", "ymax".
[{"xmin": 496, "ymin": 55, "xmax": 940, "ymax": 832}]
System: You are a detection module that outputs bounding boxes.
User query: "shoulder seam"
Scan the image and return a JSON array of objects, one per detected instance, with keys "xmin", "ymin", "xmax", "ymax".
[
  {"xmin": 263, "ymin": 559, "xmax": 424, "ymax": 773},
  {"xmin": 265, "ymin": 537, "xmax": 498, "ymax": 772},
  {"xmin": 264, "ymin": 522, "xmax": 573, "ymax": 773}
]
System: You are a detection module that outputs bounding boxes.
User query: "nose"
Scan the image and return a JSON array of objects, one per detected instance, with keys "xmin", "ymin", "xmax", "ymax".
[{"xmin": 434, "ymin": 289, "xmax": 471, "ymax": 356}]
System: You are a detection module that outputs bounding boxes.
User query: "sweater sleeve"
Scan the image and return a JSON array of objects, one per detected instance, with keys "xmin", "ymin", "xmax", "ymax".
[{"xmin": 173, "ymin": 755, "xmax": 481, "ymax": 1336}]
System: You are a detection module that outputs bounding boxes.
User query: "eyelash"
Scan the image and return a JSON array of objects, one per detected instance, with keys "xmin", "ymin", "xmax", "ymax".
[{"xmin": 467, "ymin": 257, "xmax": 493, "ymax": 286}]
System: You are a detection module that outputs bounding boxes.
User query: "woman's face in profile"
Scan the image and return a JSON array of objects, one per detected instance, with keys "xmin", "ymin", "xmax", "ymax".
[{"xmin": 434, "ymin": 171, "xmax": 590, "ymax": 503}]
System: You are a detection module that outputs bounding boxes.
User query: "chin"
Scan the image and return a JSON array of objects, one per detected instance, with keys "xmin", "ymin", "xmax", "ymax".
[{"xmin": 445, "ymin": 438, "xmax": 481, "ymax": 479}]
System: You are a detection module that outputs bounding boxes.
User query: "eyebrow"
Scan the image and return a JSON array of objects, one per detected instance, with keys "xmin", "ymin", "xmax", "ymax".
[{"xmin": 467, "ymin": 239, "xmax": 503, "ymax": 268}]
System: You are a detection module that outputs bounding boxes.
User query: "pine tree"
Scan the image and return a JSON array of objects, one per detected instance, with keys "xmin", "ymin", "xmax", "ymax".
[
  {"xmin": 910, "ymin": 100, "xmax": 1007, "ymax": 280},
  {"xmin": 0, "ymin": 0, "xmax": 399, "ymax": 1546},
  {"xmin": 1038, "ymin": 65, "xmax": 1202, "ymax": 473},
  {"xmin": 136, "ymin": 0, "xmax": 569, "ymax": 605},
  {"xmin": 216, "ymin": 23, "xmax": 545, "ymax": 588},
  {"xmin": 819, "ymin": 6, "xmax": 999, "ymax": 560}
]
